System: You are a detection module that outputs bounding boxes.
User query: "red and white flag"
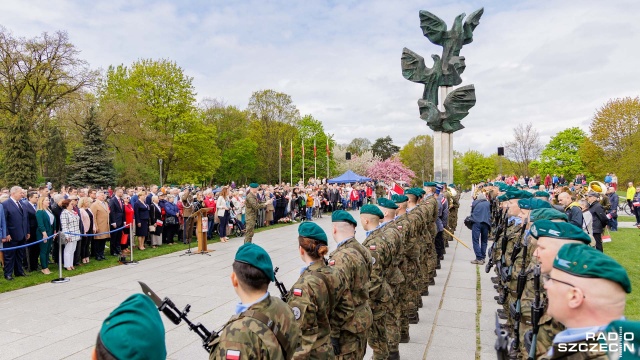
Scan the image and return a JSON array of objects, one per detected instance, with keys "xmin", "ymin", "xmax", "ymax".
[
  {"xmin": 226, "ymin": 350, "xmax": 241, "ymax": 360},
  {"xmin": 392, "ymin": 183, "xmax": 404, "ymax": 195}
]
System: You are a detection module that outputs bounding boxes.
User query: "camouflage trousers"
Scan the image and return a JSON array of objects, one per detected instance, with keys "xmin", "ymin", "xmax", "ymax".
[
  {"xmin": 418, "ymin": 241, "xmax": 430, "ymax": 292},
  {"xmin": 401, "ymin": 257, "xmax": 420, "ymax": 336},
  {"xmin": 243, "ymin": 217, "xmax": 255, "ymax": 244},
  {"xmin": 367, "ymin": 306, "xmax": 389, "ymax": 360},
  {"xmin": 335, "ymin": 331, "xmax": 367, "ymax": 360},
  {"xmin": 427, "ymin": 241, "xmax": 437, "ymax": 280},
  {"xmin": 386, "ymin": 284, "xmax": 403, "ymax": 352}
]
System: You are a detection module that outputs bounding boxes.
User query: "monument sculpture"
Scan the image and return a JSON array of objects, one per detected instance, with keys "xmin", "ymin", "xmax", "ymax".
[{"xmin": 402, "ymin": 8, "xmax": 483, "ymax": 182}]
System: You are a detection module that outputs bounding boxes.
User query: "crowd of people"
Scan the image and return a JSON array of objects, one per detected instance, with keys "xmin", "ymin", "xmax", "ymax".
[
  {"xmin": 468, "ymin": 179, "xmax": 636, "ymax": 359},
  {"xmin": 91, "ymin": 181, "xmax": 462, "ymax": 360}
]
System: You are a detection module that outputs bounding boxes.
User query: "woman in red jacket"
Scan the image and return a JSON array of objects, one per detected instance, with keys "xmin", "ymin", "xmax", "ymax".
[{"xmin": 121, "ymin": 195, "xmax": 135, "ymax": 253}]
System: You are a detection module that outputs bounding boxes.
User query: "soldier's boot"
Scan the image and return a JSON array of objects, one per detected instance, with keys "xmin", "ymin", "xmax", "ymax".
[
  {"xmin": 417, "ymin": 297, "xmax": 423, "ymax": 308},
  {"xmin": 494, "ymin": 284, "xmax": 499, "ymax": 290},
  {"xmin": 388, "ymin": 350, "xmax": 400, "ymax": 360},
  {"xmin": 429, "ymin": 278, "xmax": 435, "ymax": 286},
  {"xmin": 436, "ymin": 261, "xmax": 441, "ymax": 269},
  {"xmin": 491, "ymin": 276, "xmax": 499, "ymax": 284},
  {"xmin": 497, "ymin": 309, "xmax": 508, "ymax": 320},
  {"xmin": 438, "ymin": 255, "xmax": 444, "ymax": 261},
  {"xmin": 445, "ymin": 240, "xmax": 449, "ymax": 247},
  {"xmin": 408, "ymin": 313, "xmax": 419, "ymax": 324},
  {"xmin": 400, "ymin": 333, "xmax": 410, "ymax": 343},
  {"xmin": 494, "ymin": 295, "xmax": 500, "ymax": 301},
  {"xmin": 421, "ymin": 289, "xmax": 429, "ymax": 296}
]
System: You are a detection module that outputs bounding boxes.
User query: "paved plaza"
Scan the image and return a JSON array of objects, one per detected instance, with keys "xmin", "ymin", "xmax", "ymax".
[{"xmin": 0, "ymin": 194, "xmax": 500, "ymax": 360}]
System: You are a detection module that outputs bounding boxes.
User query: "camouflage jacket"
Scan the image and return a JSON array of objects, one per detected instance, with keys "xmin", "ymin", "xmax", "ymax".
[
  {"xmin": 422, "ymin": 195, "xmax": 438, "ymax": 239},
  {"xmin": 394, "ymin": 213, "xmax": 419, "ymax": 262},
  {"xmin": 210, "ymin": 295, "xmax": 301, "ymax": 360},
  {"xmin": 362, "ymin": 228, "xmax": 394, "ymax": 312},
  {"xmin": 287, "ymin": 261, "xmax": 348, "ymax": 359},
  {"xmin": 327, "ymin": 237, "xmax": 373, "ymax": 342},
  {"xmin": 245, "ymin": 192, "xmax": 267, "ymax": 220},
  {"xmin": 379, "ymin": 221, "xmax": 404, "ymax": 286}
]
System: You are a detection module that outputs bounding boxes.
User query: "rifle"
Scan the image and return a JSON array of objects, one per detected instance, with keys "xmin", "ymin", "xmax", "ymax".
[
  {"xmin": 494, "ymin": 312, "xmax": 510, "ymax": 360},
  {"xmin": 497, "ymin": 211, "xmax": 510, "ymax": 305},
  {"xmin": 139, "ymin": 282, "xmax": 218, "ymax": 353},
  {"xmin": 510, "ymin": 228, "xmax": 530, "ymax": 353},
  {"xmin": 527, "ymin": 265, "xmax": 543, "ymax": 360},
  {"xmin": 274, "ymin": 267, "xmax": 289, "ymax": 301}
]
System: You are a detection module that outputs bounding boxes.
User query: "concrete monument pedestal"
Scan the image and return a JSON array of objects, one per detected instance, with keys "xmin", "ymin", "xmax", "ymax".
[{"xmin": 433, "ymin": 86, "xmax": 454, "ymax": 183}]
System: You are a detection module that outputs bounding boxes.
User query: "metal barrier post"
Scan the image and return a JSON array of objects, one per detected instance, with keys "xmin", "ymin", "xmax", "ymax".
[
  {"xmin": 123, "ymin": 222, "xmax": 138, "ymax": 266},
  {"xmin": 51, "ymin": 233, "xmax": 70, "ymax": 284}
]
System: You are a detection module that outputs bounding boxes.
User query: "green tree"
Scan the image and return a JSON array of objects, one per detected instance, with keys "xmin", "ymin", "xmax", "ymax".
[
  {"xmin": 41, "ymin": 124, "xmax": 68, "ymax": 188},
  {"xmin": 346, "ymin": 137, "xmax": 371, "ymax": 156},
  {"xmin": 2, "ymin": 115, "xmax": 36, "ymax": 186},
  {"xmin": 399, "ymin": 134, "xmax": 434, "ymax": 186},
  {"xmin": 67, "ymin": 108, "xmax": 116, "ymax": 188},
  {"xmin": 454, "ymin": 150, "xmax": 495, "ymax": 187},
  {"xmin": 223, "ymin": 139, "xmax": 259, "ymax": 185},
  {"xmin": 371, "ymin": 136, "xmax": 400, "ymax": 160},
  {"xmin": 537, "ymin": 127, "xmax": 587, "ymax": 180},
  {"xmin": 295, "ymin": 115, "xmax": 336, "ymax": 183},
  {"xmin": 247, "ymin": 90, "xmax": 301, "ymax": 183}
]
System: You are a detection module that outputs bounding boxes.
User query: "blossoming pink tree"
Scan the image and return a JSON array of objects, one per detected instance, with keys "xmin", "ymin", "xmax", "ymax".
[{"xmin": 366, "ymin": 157, "xmax": 416, "ymax": 183}]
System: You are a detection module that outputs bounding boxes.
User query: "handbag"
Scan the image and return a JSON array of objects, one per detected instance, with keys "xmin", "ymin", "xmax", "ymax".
[
  {"xmin": 464, "ymin": 216, "xmax": 474, "ymax": 230},
  {"xmin": 149, "ymin": 225, "xmax": 156, "ymax": 232},
  {"xmin": 602, "ymin": 228, "xmax": 612, "ymax": 243},
  {"xmin": 165, "ymin": 215, "xmax": 177, "ymax": 225}
]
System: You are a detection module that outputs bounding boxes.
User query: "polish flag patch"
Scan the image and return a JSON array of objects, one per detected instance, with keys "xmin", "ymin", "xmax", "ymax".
[
  {"xmin": 226, "ymin": 350, "xmax": 240, "ymax": 360},
  {"xmin": 293, "ymin": 288, "xmax": 303, "ymax": 297},
  {"xmin": 329, "ymin": 259, "xmax": 336, "ymax": 266},
  {"xmin": 369, "ymin": 245, "xmax": 376, "ymax": 251}
]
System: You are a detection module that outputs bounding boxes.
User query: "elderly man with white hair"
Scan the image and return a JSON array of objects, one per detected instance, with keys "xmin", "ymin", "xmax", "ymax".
[{"xmin": 2, "ymin": 186, "xmax": 29, "ymax": 280}]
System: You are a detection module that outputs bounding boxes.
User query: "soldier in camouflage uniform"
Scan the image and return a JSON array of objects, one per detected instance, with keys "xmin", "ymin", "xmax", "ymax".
[
  {"xmin": 328, "ymin": 210, "xmax": 373, "ymax": 360},
  {"xmin": 287, "ymin": 222, "xmax": 348, "ymax": 359},
  {"xmin": 441, "ymin": 184, "xmax": 454, "ymax": 249},
  {"xmin": 360, "ymin": 204, "xmax": 393, "ymax": 360},
  {"xmin": 406, "ymin": 189, "xmax": 429, "ymax": 300},
  {"xmin": 446, "ymin": 184, "xmax": 460, "ymax": 244},
  {"xmin": 539, "ymin": 243, "xmax": 630, "ymax": 360},
  {"xmin": 421, "ymin": 184, "xmax": 439, "ymax": 281},
  {"xmin": 210, "ymin": 243, "xmax": 301, "ymax": 360},
  {"xmin": 244, "ymin": 183, "xmax": 272, "ymax": 244},
  {"xmin": 392, "ymin": 194, "xmax": 420, "ymax": 342},
  {"xmin": 377, "ymin": 198, "xmax": 405, "ymax": 360}
]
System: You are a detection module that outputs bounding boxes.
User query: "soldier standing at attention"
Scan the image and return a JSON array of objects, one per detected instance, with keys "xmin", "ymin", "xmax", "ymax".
[
  {"xmin": 541, "ymin": 243, "xmax": 630, "ymax": 359},
  {"xmin": 328, "ymin": 210, "xmax": 373, "ymax": 360},
  {"xmin": 360, "ymin": 204, "xmax": 392, "ymax": 360},
  {"xmin": 210, "ymin": 243, "xmax": 300, "ymax": 359},
  {"xmin": 287, "ymin": 222, "xmax": 349, "ymax": 359},
  {"xmin": 244, "ymin": 183, "xmax": 272, "ymax": 244},
  {"xmin": 377, "ymin": 198, "xmax": 404, "ymax": 360}
]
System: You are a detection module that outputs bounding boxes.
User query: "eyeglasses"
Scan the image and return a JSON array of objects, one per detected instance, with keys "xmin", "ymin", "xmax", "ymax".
[{"xmin": 542, "ymin": 274, "xmax": 586, "ymax": 298}]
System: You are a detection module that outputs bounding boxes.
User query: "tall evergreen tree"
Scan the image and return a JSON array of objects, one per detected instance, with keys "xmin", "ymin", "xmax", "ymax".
[
  {"xmin": 2, "ymin": 115, "xmax": 37, "ymax": 187},
  {"xmin": 68, "ymin": 108, "xmax": 115, "ymax": 188},
  {"xmin": 42, "ymin": 125, "xmax": 68, "ymax": 188}
]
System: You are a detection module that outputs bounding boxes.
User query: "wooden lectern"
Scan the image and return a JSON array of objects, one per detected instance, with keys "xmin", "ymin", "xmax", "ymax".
[{"xmin": 194, "ymin": 208, "xmax": 214, "ymax": 254}]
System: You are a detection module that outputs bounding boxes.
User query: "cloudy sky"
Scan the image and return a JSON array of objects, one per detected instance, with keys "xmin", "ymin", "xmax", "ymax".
[{"xmin": 2, "ymin": 0, "xmax": 638, "ymax": 154}]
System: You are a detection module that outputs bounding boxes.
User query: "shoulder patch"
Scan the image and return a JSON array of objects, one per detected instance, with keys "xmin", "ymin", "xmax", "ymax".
[
  {"xmin": 293, "ymin": 288, "xmax": 303, "ymax": 297},
  {"xmin": 369, "ymin": 245, "xmax": 376, "ymax": 251},
  {"xmin": 371, "ymin": 256, "xmax": 376, "ymax": 265},
  {"xmin": 328, "ymin": 259, "xmax": 336, "ymax": 266},
  {"xmin": 226, "ymin": 349, "xmax": 240, "ymax": 360},
  {"xmin": 292, "ymin": 306, "xmax": 301, "ymax": 320},
  {"xmin": 397, "ymin": 225, "xmax": 402, "ymax": 229}
]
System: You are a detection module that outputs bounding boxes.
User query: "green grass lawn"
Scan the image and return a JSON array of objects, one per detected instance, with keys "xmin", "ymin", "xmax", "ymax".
[
  {"xmin": 618, "ymin": 215, "xmax": 637, "ymax": 223},
  {"xmin": 0, "ymin": 222, "xmax": 294, "ymax": 293},
  {"xmin": 605, "ymin": 228, "xmax": 640, "ymax": 320}
]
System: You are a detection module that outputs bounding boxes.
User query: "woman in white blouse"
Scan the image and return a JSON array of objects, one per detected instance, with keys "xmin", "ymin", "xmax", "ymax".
[
  {"xmin": 60, "ymin": 199, "xmax": 81, "ymax": 271},
  {"xmin": 216, "ymin": 187, "xmax": 231, "ymax": 242}
]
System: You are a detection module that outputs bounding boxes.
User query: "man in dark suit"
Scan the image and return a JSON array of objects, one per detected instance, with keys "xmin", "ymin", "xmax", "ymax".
[
  {"xmin": 2, "ymin": 186, "xmax": 29, "ymax": 280},
  {"xmin": 21, "ymin": 191, "xmax": 39, "ymax": 272},
  {"xmin": 329, "ymin": 184, "xmax": 340, "ymax": 212},
  {"xmin": 146, "ymin": 185, "xmax": 158, "ymax": 206},
  {"xmin": 109, "ymin": 187, "xmax": 125, "ymax": 256}
]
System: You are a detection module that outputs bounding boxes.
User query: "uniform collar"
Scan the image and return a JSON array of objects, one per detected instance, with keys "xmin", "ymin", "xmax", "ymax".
[
  {"xmin": 234, "ymin": 292, "xmax": 270, "ymax": 315},
  {"xmin": 336, "ymin": 236, "xmax": 354, "ymax": 248}
]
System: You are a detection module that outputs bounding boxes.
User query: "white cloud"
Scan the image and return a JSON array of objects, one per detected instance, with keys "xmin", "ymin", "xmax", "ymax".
[{"xmin": 1, "ymin": 0, "xmax": 639, "ymax": 155}]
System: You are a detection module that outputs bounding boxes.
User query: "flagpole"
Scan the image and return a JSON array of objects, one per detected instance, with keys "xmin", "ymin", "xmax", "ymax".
[
  {"xmin": 326, "ymin": 138, "xmax": 329, "ymax": 179},
  {"xmin": 279, "ymin": 140, "xmax": 282, "ymax": 185},
  {"xmin": 302, "ymin": 140, "xmax": 305, "ymax": 185},
  {"xmin": 314, "ymin": 138, "xmax": 317, "ymax": 181},
  {"xmin": 290, "ymin": 140, "xmax": 293, "ymax": 185}
]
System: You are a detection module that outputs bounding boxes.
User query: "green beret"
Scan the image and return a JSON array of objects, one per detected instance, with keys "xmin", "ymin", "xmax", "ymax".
[
  {"xmin": 331, "ymin": 210, "xmax": 357, "ymax": 226},
  {"xmin": 392, "ymin": 194, "xmax": 408, "ymax": 203},
  {"xmin": 423, "ymin": 181, "xmax": 437, "ymax": 187},
  {"xmin": 554, "ymin": 243, "xmax": 631, "ymax": 293},
  {"xmin": 418, "ymin": 188, "xmax": 426, "ymax": 196},
  {"xmin": 249, "ymin": 183, "xmax": 259, "ymax": 188},
  {"xmin": 497, "ymin": 195, "xmax": 508, "ymax": 202},
  {"xmin": 503, "ymin": 189, "xmax": 533, "ymax": 200},
  {"xmin": 235, "ymin": 243, "xmax": 275, "ymax": 281},
  {"xmin": 360, "ymin": 204, "xmax": 383, "ymax": 219},
  {"xmin": 405, "ymin": 188, "xmax": 420, "ymax": 197},
  {"xmin": 448, "ymin": 184, "xmax": 455, "ymax": 188},
  {"xmin": 298, "ymin": 222, "xmax": 328, "ymax": 244},
  {"xmin": 605, "ymin": 319, "xmax": 640, "ymax": 358},
  {"xmin": 487, "ymin": 182, "xmax": 494, "ymax": 186},
  {"xmin": 515, "ymin": 184, "xmax": 522, "ymax": 188},
  {"xmin": 530, "ymin": 208, "xmax": 568, "ymax": 222},
  {"xmin": 377, "ymin": 198, "xmax": 398, "ymax": 209},
  {"xmin": 534, "ymin": 191, "xmax": 550, "ymax": 198},
  {"xmin": 100, "ymin": 294, "xmax": 166, "ymax": 360},
  {"xmin": 529, "ymin": 220, "xmax": 591, "ymax": 244},
  {"xmin": 517, "ymin": 198, "xmax": 552, "ymax": 210}
]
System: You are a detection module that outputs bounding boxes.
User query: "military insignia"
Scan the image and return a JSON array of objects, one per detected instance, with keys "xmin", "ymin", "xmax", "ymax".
[
  {"xmin": 397, "ymin": 226, "xmax": 402, "ymax": 229},
  {"xmin": 293, "ymin": 288, "xmax": 303, "ymax": 297},
  {"xmin": 369, "ymin": 245, "xmax": 376, "ymax": 251},
  {"xmin": 226, "ymin": 349, "xmax": 241, "ymax": 360},
  {"xmin": 371, "ymin": 256, "xmax": 376, "ymax": 265},
  {"xmin": 292, "ymin": 306, "xmax": 301, "ymax": 320},
  {"xmin": 329, "ymin": 259, "xmax": 335, "ymax": 266}
]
